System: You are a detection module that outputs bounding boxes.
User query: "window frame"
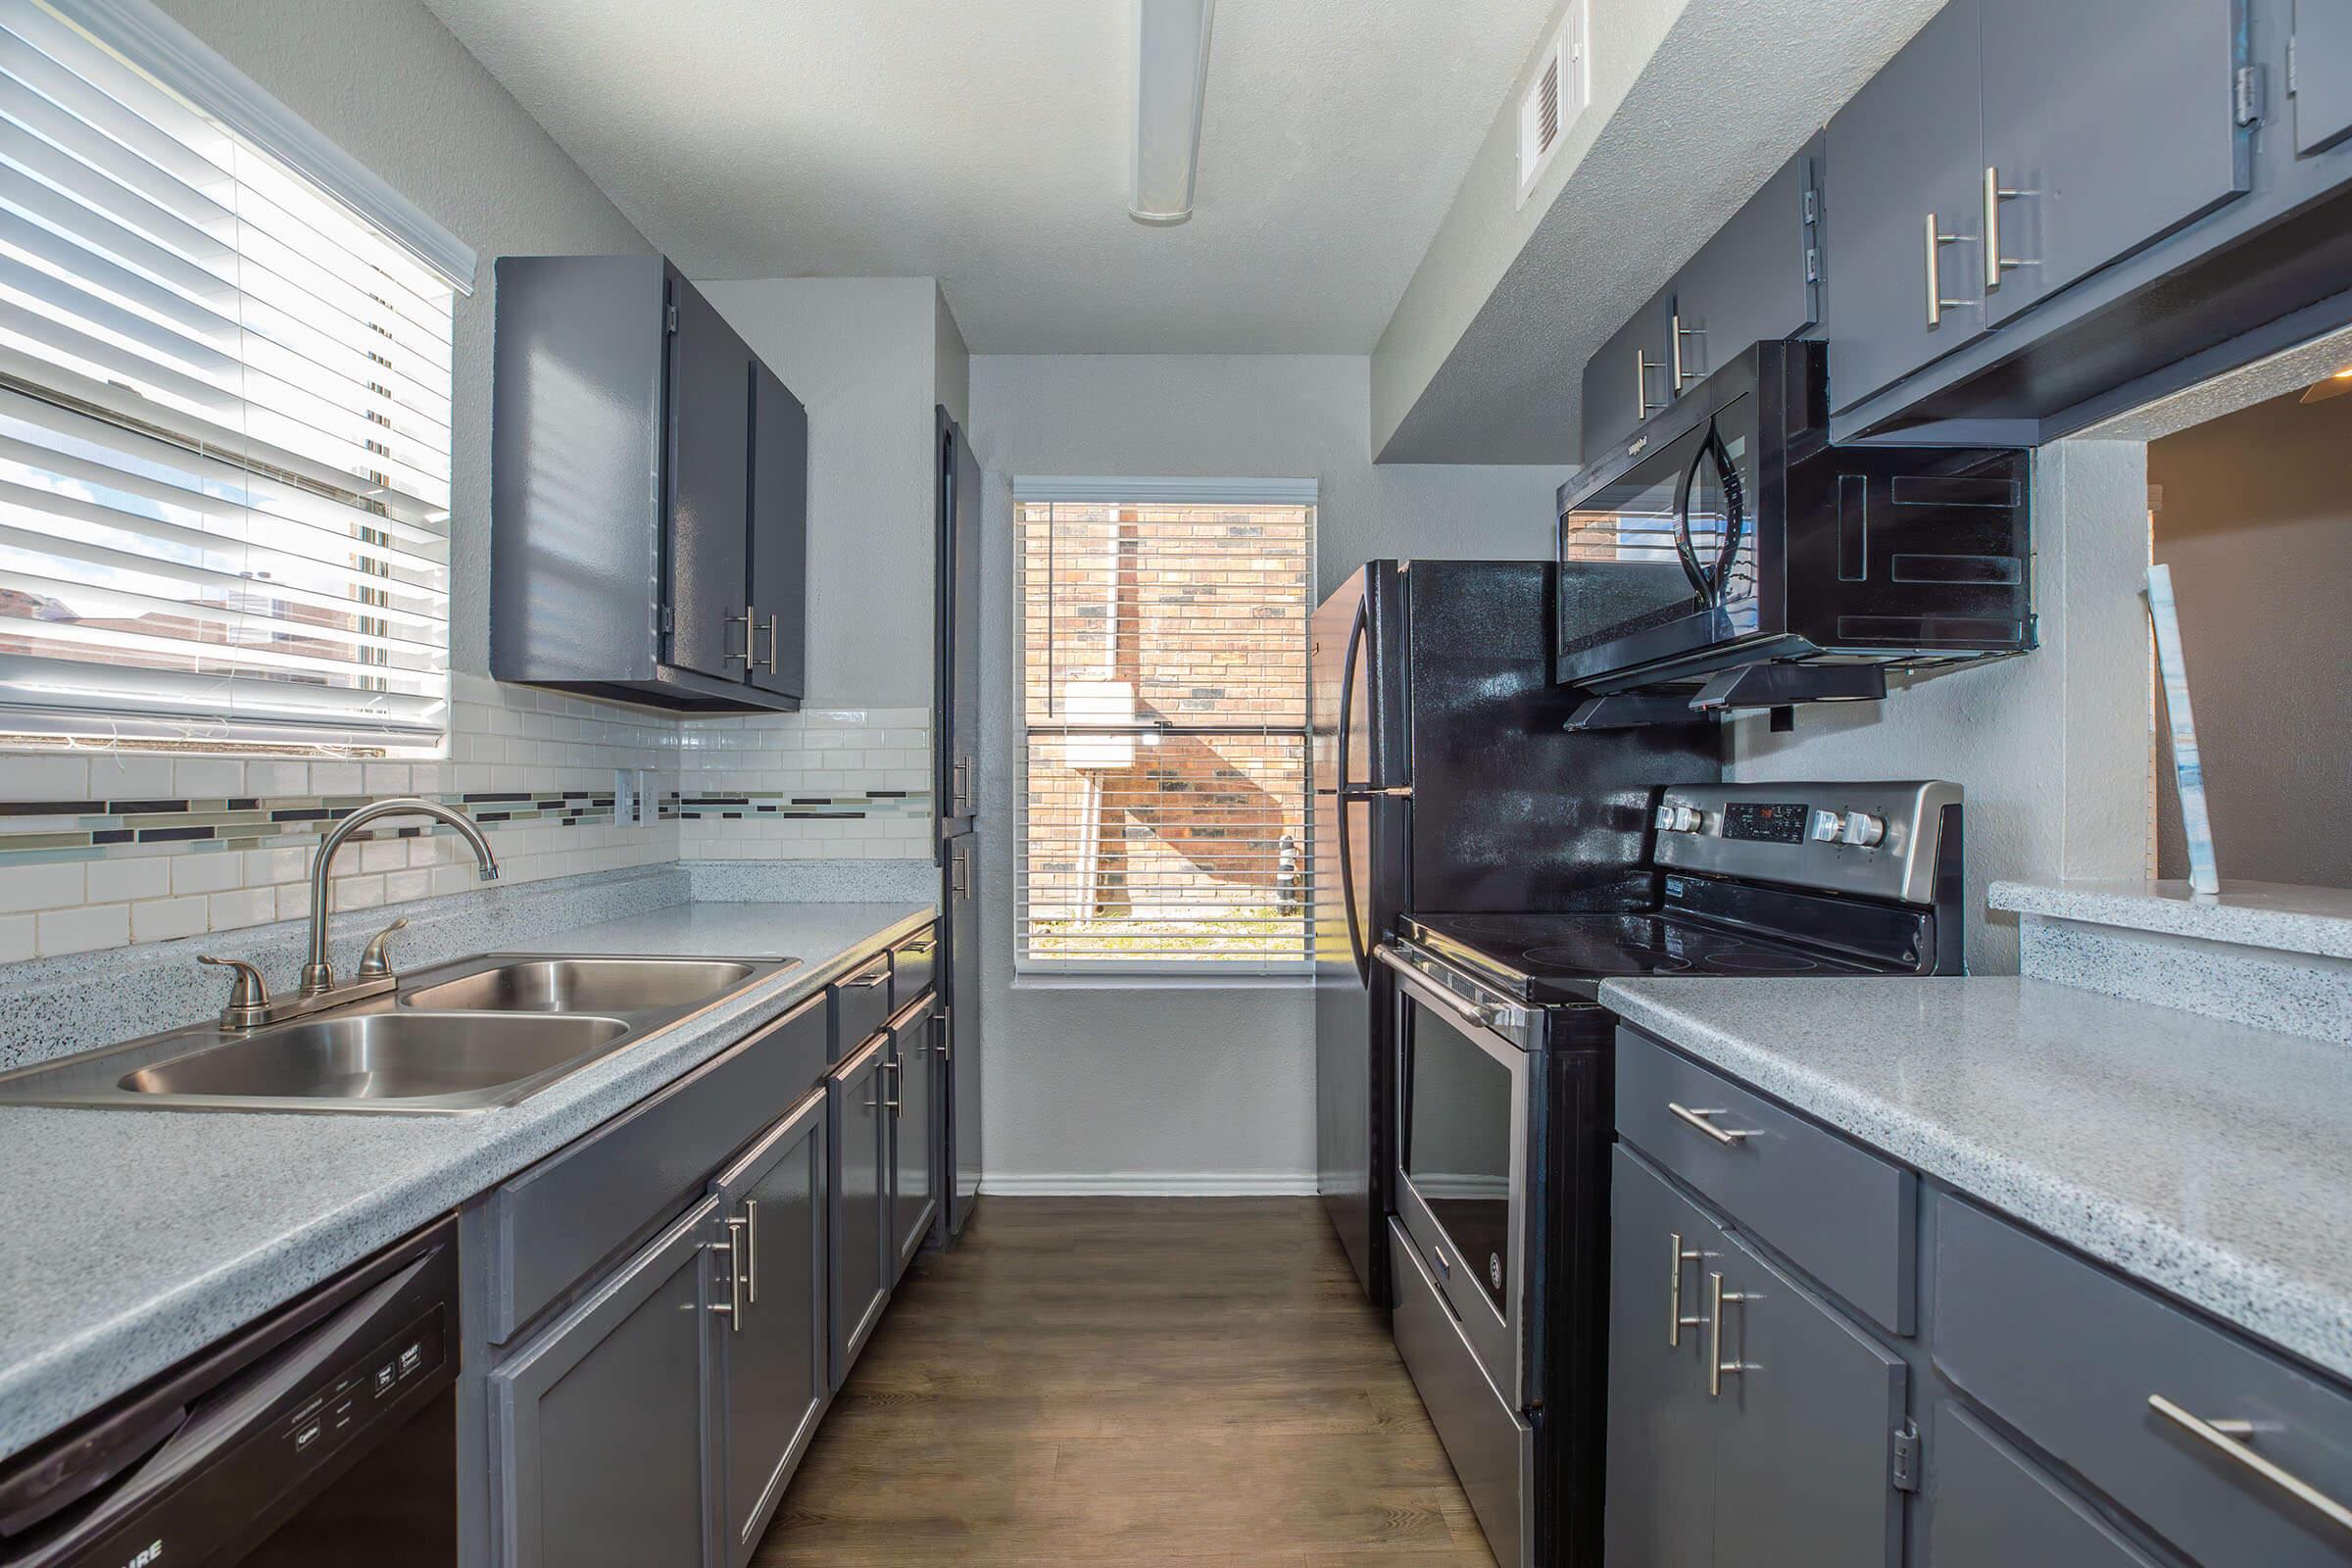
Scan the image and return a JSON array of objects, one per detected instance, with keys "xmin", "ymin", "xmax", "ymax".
[{"xmin": 1012, "ymin": 476, "xmax": 1319, "ymax": 980}]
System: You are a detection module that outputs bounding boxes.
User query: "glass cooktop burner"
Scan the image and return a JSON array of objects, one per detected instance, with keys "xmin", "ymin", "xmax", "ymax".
[{"xmin": 1405, "ymin": 908, "xmax": 1875, "ymax": 1003}]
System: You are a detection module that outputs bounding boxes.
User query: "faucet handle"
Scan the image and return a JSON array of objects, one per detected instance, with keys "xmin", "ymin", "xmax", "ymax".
[
  {"xmin": 357, "ymin": 917, "xmax": 410, "ymax": 980},
  {"xmin": 198, "ymin": 956, "xmax": 271, "ymax": 1029}
]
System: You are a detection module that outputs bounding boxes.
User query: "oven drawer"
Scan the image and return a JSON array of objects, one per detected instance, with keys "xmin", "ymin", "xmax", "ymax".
[
  {"xmin": 1615, "ymin": 1027, "xmax": 1915, "ymax": 1335},
  {"xmin": 1934, "ymin": 1193, "xmax": 2352, "ymax": 1568},
  {"xmin": 1391, "ymin": 1218, "xmax": 1532, "ymax": 1568}
]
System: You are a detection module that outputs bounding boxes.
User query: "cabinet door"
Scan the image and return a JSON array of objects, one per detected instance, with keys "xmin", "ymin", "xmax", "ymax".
[
  {"xmin": 1603, "ymin": 1148, "xmax": 1723, "ymax": 1568},
  {"xmin": 664, "ymin": 270, "xmax": 752, "ymax": 682},
  {"xmin": 1822, "ymin": 0, "xmax": 1986, "ymax": 411},
  {"xmin": 1979, "ymin": 0, "xmax": 2246, "ymax": 325},
  {"xmin": 1580, "ymin": 284, "xmax": 1675, "ymax": 460},
  {"xmin": 2296, "ymin": 0, "xmax": 2352, "ymax": 156},
  {"xmin": 746, "ymin": 363, "xmax": 807, "ymax": 700},
  {"xmin": 944, "ymin": 835, "xmax": 982, "ymax": 1237},
  {"xmin": 490, "ymin": 1196, "xmax": 719, "ymax": 1568},
  {"xmin": 828, "ymin": 1031, "xmax": 892, "ymax": 1387},
  {"xmin": 1923, "ymin": 1399, "xmax": 2160, "ymax": 1568},
  {"xmin": 1669, "ymin": 142, "xmax": 1822, "ymax": 391},
  {"xmin": 711, "ymin": 1089, "xmax": 828, "ymax": 1568},
  {"xmin": 889, "ymin": 1004, "xmax": 939, "ymax": 1276},
  {"xmin": 1711, "ymin": 1228, "xmax": 1908, "ymax": 1568}
]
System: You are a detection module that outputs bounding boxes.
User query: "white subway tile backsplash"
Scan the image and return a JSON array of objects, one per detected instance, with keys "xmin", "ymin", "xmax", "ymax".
[
  {"xmin": 84, "ymin": 858, "xmax": 171, "ymax": 906},
  {"xmin": 130, "ymin": 896, "xmax": 208, "ymax": 944},
  {"xmin": 0, "ymin": 913, "xmax": 32, "ymax": 962},
  {"xmin": 1, "ymin": 862, "xmax": 86, "ymax": 911},
  {"xmin": 37, "ymin": 904, "xmax": 128, "ymax": 957}
]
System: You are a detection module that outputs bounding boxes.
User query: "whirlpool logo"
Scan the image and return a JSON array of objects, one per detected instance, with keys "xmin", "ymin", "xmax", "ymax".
[{"xmin": 119, "ymin": 1543, "xmax": 164, "ymax": 1568}]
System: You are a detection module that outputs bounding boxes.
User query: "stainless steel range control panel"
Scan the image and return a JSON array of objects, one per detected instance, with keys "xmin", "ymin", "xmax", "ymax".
[{"xmin": 1652, "ymin": 780, "xmax": 1960, "ymax": 906}]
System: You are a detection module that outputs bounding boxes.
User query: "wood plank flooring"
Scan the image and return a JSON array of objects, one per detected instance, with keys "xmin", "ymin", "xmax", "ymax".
[{"xmin": 753, "ymin": 1198, "xmax": 1496, "ymax": 1566}]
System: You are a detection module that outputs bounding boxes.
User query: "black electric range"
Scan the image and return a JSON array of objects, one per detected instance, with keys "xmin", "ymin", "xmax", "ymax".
[{"xmin": 1378, "ymin": 781, "xmax": 1964, "ymax": 1568}]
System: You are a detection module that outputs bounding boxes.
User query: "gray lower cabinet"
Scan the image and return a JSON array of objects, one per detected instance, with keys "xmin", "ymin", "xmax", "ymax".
[
  {"xmin": 489, "ymin": 1195, "xmax": 722, "ymax": 1568},
  {"xmin": 1923, "ymin": 1399, "xmax": 2159, "ymax": 1568},
  {"xmin": 888, "ymin": 997, "xmax": 939, "ymax": 1277},
  {"xmin": 828, "ymin": 1029, "xmax": 893, "ymax": 1387},
  {"xmin": 1603, "ymin": 1147, "xmax": 1727, "ymax": 1568},
  {"xmin": 1604, "ymin": 1147, "xmax": 1905, "ymax": 1568},
  {"xmin": 710, "ymin": 1087, "xmax": 829, "ymax": 1568},
  {"xmin": 1711, "ymin": 1227, "xmax": 1908, "ymax": 1568}
]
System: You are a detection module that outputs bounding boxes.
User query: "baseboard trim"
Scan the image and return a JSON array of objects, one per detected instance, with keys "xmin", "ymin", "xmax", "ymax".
[{"xmin": 978, "ymin": 1171, "xmax": 1320, "ymax": 1198}]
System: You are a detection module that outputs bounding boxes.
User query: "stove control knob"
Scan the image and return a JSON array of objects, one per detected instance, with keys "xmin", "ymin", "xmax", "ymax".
[
  {"xmin": 1808, "ymin": 808, "xmax": 1844, "ymax": 843},
  {"xmin": 1839, "ymin": 810, "xmax": 1887, "ymax": 848},
  {"xmin": 1658, "ymin": 804, "xmax": 1704, "ymax": 834}
]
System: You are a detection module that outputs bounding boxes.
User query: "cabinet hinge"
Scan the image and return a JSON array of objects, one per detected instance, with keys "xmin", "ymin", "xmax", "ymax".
[
  {"xmin": 2235, "ymin": 64, "xmax": 2267, "ymax": 126},
  {"xmin": 665, "ymin": 301, "xmax": 679, "ymax": 334},
  {"xmin": 1889, "ymin": 1420, "xmax": 1922, "ymax": 1494},
  {"xmin": 2287, "ymin": 36, "xmax": 2298, "ymax": 96},
  {"xmin": 660, "ymin": 605, "xmax": 674, "ymax": 634},
  {"xmin": 1804, "ymin": 245, "xmax": 1822, "ymax": 284}
]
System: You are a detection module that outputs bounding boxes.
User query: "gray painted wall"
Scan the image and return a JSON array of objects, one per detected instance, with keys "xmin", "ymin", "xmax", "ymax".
[
  {"xmin": 1727, "ymin": 441, "xmax": 2154, "ymax": 972},
  {"xmin": 2149, "ymin": 389, "xmax": 2352, "ymax": 888},
  {"xmin": 967, "ymin": 355, "xmax": 1563, "ymax": 1188},
  {"xmin": 700, "ymin": 278, "xmax": 940, "ymax": 710},
  {"xmin": 153, "ymin": 0, "xmax": 658, "ymax": 684}
]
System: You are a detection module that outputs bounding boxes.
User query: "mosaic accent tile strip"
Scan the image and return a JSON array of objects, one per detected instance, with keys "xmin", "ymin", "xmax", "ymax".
[{"xmin": 0, "ymin": 788, "xmax": 930, "ymax": 865}]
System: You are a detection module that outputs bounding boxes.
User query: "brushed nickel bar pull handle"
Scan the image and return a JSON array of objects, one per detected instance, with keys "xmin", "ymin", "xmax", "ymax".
[
  {"xmin": 712, "ymin": 1220, "xmax": 745, "ymax": 1331},
  {"xmin": 2148, "ymin": 1395, "xmax": 2352, "ymax": 1534},
  {"xmin": 1983, "ymin": 166, "xmax": 2037, "ymax": 290},
  {"xmin": 846, "ymin": 966, "xmax": 889, "ymax": 989},
  {"xmin": 1709, "ymin": 1272, "xmax": 1751, "ymax": 1397},
  {"xmin": 761, "ymin": 612, "xmax": 780, "ymax": 675},
  {"xmin": 1924, "ymin": 213, "xmax": 1975, "ymax": 326},
  {"xmin": 1635, "ymin": 348, "xmax": 1666, "ymax": 421},
  {"xmin": 725, "ymin": 608, "xmax": 753, "ymax": 665},
  {"xmin": 1669, "ymin": 1231, "xmax": 1704, "ymax": 1347},
  {"xmin": 1671, "ymin": 312, "xmax": 1705, "ymax": 394},
  {"xmin": 1669, "ymin": 1102, "xmax": 1756, "ymax": 1146},
  {"xmin": 743, "ymin": 1199, "xmax": 760, "ymax": 1306}
]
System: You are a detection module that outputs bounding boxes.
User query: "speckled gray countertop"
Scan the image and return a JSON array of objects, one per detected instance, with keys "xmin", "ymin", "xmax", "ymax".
[
  {"xmin": 1599, "ymin": 975, "xmax": 2352, "ymax": 1379},
  {"xmin": 0, "ymin": 900, "xmax": 931, "ymax": 1463},
  {"xmin": 1990, "ymin": 876, "xmax": 2352, "ymax": 958}
]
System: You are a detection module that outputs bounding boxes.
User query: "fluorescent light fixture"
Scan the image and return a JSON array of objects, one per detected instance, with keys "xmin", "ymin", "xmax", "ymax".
[{"xmin": 1131, "ymin": 0, "xmax": 1215, "ymax": 224}]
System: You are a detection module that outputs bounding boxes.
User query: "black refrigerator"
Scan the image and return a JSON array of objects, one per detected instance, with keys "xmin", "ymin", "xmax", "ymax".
[
  {"xmin": 1311, "ymin": 560, "xmax": 1720, "ymax": 1305},
  {"xmin": 934, "ymin": 407, "xmax": 982, "ymax": 1241}
]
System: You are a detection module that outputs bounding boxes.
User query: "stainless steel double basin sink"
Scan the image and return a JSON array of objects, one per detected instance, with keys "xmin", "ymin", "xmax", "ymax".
[{"xmin": 0, "ymin": 956, "xmax": 796, "ymax": 1115}]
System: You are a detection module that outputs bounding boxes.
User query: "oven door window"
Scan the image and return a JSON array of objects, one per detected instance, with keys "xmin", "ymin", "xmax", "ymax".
[{"xmin": 1400, "ymin": 997, "xmax": 1515, "ymax": 1314}]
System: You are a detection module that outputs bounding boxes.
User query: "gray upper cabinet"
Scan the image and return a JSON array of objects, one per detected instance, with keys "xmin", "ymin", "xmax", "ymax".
[
  {"xmin": 489, "ymin": 1195, "xmax": 721, "ymax": 1568},
  {"xmin": 1822, "ymin": 0, "xmax": 1987, "ymax": 412},
  {"xmin": 1977, "ymin": 0, "xmax": 2247, "ymax": 326},
  {"xmin": 1668, "ymin": 143, "xmax": 1824, "ymax": 390},
  {"xmin": 491, "ymin": 254, "xmax": 806, "ymax": 712},
  {"xmin": 1580, "ymin": 283, "xmax": 1675, "ymax": 462},
  {"xmin": 665, "ymin": 274, "xmax": 753, "ymax": 682},
  {"xmin": 710, "ymin": 1088, "xmax": 828, "ymax": 1568},
  {"xmin": 2295, "ymin": 0, "xmax": 2352, "ymax": 155},
  {"xmin": 746, "ymin": 363, "xmax": 808, "ymax": 701},
  {"xmin": 828, "ymin": 1030, "xmax": 893, "ymax": 1388},
  {"xmin": 889, "ymin": 999, "xmax": 939, "ymax": 1276}
]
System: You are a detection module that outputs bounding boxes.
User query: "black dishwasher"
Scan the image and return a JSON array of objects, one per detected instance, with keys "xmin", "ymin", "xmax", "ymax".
[{"xmin": 0, "ymin": 1216, "xmax": 459, "ymax": 1567}]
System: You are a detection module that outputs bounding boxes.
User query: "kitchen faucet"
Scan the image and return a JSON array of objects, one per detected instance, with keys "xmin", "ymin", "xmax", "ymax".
[{"xmin": 199, "ymin": 797, "xmax": 500, "ymax": 1030}]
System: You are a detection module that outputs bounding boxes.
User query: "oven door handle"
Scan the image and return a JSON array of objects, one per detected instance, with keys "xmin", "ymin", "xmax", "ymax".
[{"xmin": 1375, "ymin": 946, "xmax": 1533, "ymax": 1039}]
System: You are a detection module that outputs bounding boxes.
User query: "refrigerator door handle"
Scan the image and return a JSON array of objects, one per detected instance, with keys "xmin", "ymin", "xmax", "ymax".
[{"xmin": 1335, "ymin": 597, "xmax": 1373, "ymax": 984}]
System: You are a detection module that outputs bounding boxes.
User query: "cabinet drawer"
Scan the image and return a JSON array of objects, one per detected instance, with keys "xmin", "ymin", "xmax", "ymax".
[
  {"xmin": 485, "ymin": 992, "xmax": 829, "ymax": 1343},
  {"xmin": 1925, "ymin": 1398, "xmax": 2159, "ymax": 1568},
  {"xmin": 890, "ymin": 923, "xmax": 937, "ymax": 1011},
  {"xmin": 1935, "ymin": 1194, "xmax": 2352, "ymax": 1568},
  {"xmin": 832, "ymin": 954, "xmax": 893, "ymax": 1056},
  {"xmin": 1615, "ymin": 1028, "xmax": 1915, "ymax": 1334}
]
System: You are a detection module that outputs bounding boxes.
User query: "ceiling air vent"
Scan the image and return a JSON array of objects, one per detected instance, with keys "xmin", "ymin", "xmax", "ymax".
[{"xmin": 1517, "ymin": 0, "xmax": 1589, "ymax": 208}]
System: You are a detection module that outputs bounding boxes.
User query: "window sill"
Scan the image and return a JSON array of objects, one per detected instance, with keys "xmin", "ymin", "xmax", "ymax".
[{"xmin": 1012, "ymin": 970, "xmax": 1316, "ymax": 994}]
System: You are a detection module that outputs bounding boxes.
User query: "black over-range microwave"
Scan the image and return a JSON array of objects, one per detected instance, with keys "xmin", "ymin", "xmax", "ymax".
[{"xmin": 1554, "ymin": 340, "xmax": 2034, "ymax": 719}]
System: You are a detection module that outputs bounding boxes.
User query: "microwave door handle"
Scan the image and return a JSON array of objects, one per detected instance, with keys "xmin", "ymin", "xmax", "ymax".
[
  {"xmin": 1705, "ymin": 424, "xmax": 1746, "ymax": 606},
  {"xmin": 1671, "ymin": 430, "xmax": 1713, "ymax": 601}
]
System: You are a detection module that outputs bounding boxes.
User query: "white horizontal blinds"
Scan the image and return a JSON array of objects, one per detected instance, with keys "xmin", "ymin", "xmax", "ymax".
[
  {"xmin": 1017, "ymin": 489, "xmax": 1316, "ymax": 973},
  {"xmin": 0, "ymin": 0, "xmax": 456, "ymax": 751}
]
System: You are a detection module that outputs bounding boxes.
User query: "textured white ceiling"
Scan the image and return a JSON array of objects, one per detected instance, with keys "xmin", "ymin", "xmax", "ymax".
[{"xmin": 421, "ymin": 0, "xmax": 1560, "ymax": 354}]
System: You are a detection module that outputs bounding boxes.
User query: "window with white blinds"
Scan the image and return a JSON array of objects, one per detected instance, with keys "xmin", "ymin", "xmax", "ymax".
[
  {"xmin": 1016, "ymin": 478, "xmax": 1316, "ymax": 975},
  {"xmin": 0, "ymin": 0, "xmax": 470, "ymax": 755}
]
